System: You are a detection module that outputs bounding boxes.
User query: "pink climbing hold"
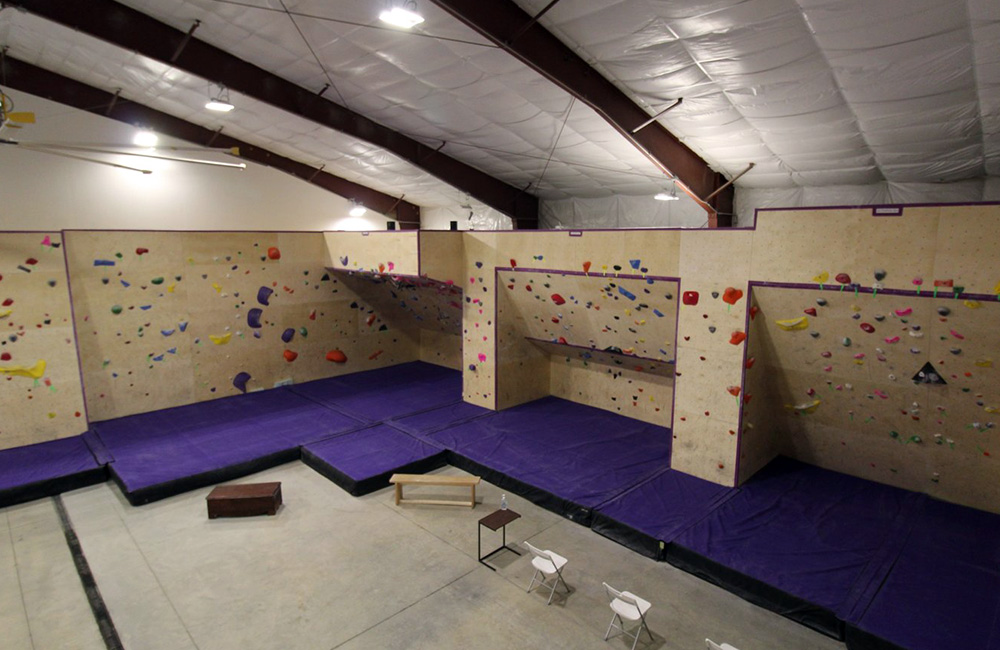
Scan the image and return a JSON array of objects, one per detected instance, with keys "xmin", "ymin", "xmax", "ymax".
[
  {"xmin": 551, "ymin": 293, "xmax": 566, "ymax": 305},
  {"xmin": 874, "ymin": 390, "xmax": 889, "ymax": 399},
  {"xmin": 894, "ymin": 308, "xmax": 912, "ymax": 317},
  {"xmin": 950, "ymin": 329, "xmax": 965, "ymax": 340},
  {"xmin": 821, "ymin": 351, "xmax": 832, "ymax": 358},
  {"xmin": 885, "ymin": 336, "xmax": 900, "ymax": 344},
  {"xmin": 477, "ymin": 353, "xmax": 487, "ymax": 363}
]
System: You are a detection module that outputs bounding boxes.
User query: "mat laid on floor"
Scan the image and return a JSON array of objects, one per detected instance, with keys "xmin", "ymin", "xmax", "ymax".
[
  {"xmin": 388, "ymin": 401, "xmax": 493, "ymax": 438},
  {"xmin": 666, "ymin": 456, "xmax": 924, "ymax": 640},
  {"xmin": 301, "ymin": 424, "xmax": 447, "ymax": 496},
  {"xmin": 590, "ymin": 468, "xmax": 735, "ymax": 559},
  {"xmin": 427, "ymin": 396, "xmax": 670, "ymax": 526},
  {"xmin": 92, "ymin": 388, "xmax": 364, "ymax": 505},
  {"xmin": 845, "ymin": 497, "xmax": 1000, "ymax": 650},
  {"xmin": 0, "ymin": 436, "xmax": 106, "ymax": 508},
  {"xmin": 288, "ymin": 361, "xmax": 463, "ymax": 423}
]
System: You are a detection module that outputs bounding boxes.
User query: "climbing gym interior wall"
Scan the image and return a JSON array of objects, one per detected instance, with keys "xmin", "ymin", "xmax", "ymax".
[
  {"xmin": 0, "ymin": 232, "xmax": 88, "ymax": 450},
  {"xmin": 66, "ymin": 230, "xmax": 418, "ymax": 422}
]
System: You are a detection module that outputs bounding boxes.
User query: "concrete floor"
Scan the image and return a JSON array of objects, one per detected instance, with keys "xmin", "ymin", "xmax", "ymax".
[{"xmin": 1, "ymin": 463, "xmax": 846, "ymax": 650}]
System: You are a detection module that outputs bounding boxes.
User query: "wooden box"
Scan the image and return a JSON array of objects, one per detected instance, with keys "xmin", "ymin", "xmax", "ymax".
[{"xmin": 206, "ymin": 482, "xmax": 282, "ymax": 519}]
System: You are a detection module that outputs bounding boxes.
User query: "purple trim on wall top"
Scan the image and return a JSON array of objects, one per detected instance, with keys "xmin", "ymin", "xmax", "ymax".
[{"xmin": 497, "ymin": 267, "xmax": 680, "ymax": 283}]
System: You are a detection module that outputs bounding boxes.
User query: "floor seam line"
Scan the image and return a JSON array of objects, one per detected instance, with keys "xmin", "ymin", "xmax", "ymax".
[
  {"xmin": 6, "ymin": 509, "xmax": 37, "ymax": 650},
  {"xmin": 327, "ymin": 565, "xmax": 479, "ymax": 650}
]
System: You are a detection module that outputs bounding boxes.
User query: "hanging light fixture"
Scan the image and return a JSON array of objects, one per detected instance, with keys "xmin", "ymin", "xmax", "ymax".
[
  {"xmin": 654, "ymin": 187, "xmax": 679, "ymax": 201},
  {"xmin": 205, "ymin": 84, "xmax": 235, "ymax": 112},
  {"xmin": 133, "ymin": 130, "xmax": 158, "ymax": 147},
  {"xmin": 349, "ymin": 201, "xmax": 367, "ymax": 217},
  {"xmin": 379, "ymin": 0, "xmax": 425, "ymax": 28}
]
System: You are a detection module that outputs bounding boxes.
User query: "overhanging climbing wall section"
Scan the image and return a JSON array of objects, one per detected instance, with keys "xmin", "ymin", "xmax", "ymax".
[
  {"xmin": 333, "ymin": 271, "xmax": 463, "ymax": 370},
  {"xmin": 324, "ymin": 231, "xmax": 419, "ymax": 276},
  {"xmin": 496, "ymin": 268, "xmax": 678, "ymax": 426},
  {"xmin": 67, "ymin": 231, "xmax": 417, "ymax": 421},
  {"xmin": 0, "ymin": 232, "xmax": 87, "ymax": 450},
  {"xmin": 747, "ymin": 284, "xmax": 1000, "ymax": 513}
]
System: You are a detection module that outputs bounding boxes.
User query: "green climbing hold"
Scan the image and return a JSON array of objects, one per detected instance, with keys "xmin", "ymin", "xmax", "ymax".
[
  {"xmin": 299, "ymin": 327, "xmax": 308, "ymax": 337},
  {"xmin": 151, "ymin": 277, "xmax": 164, "ymax": 285},
  {"xmin": 111, "ymin": 305, "xmax": 123, "ymax": 314}
]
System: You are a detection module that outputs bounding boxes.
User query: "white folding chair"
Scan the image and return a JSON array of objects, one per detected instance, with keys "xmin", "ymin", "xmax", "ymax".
[
  {"xmin": 523, "ymin": 540, "xmax": 569, "ymax": 605},
  {"xmin": 706, "ymin": 639, "xmax": 740, "ymax": 650},
  {"xmin": 603, "ymin": 582, "xmax": 653, "ymax": 650}
]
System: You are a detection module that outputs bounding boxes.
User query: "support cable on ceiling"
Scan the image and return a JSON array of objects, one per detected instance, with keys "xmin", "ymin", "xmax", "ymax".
[
  {"xmin": 533, "ymin": 96, "xmax": 575, "ymax": 192},
  {"xmin": 209, "ymin": 0, "xmax": 496, "ymax": 48},
  {"xmin": 278, "ymin": 0, "xmax": 350, "ymax": 108}
]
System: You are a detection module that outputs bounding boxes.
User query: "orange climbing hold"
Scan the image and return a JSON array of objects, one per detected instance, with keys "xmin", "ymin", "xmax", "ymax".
[
  {"xmin": 326, "ymin": 349, "xmax": 347, "ymax": 363},
  {"xmin": 267, "ymin": 247, "xmax": 281, "ymax": 260},
  {"xmin": 283, "ymin": 350, "xmax": 298, "ymax": 362},
  {"xmin": 729, "ymin": 331, "xmax": 747, "ymax": 345},
  {"xmin": 727, "ymin": 386, "xmax": 741, "ymax": 397},
  {"xmin": 582, "ymin": 261, "xmax": 591, "ymax": 273},
  {"xmin": 722, "ymin": 287, "xmax": 743, "ymax": 305}
]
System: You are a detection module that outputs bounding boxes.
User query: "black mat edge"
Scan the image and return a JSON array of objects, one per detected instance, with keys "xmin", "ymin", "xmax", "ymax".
[
  {"xmin": 0, "ymin": 466, "xmax": 109, "ymax": 509},
  {"xmin": 112, "ymin": 447, "xmax": 301, "ymax": 506},
  {"xmin": 445, "ymin": 451, "xmax": 592, "ymax": 526},
  {"xmin": 844, "ymin": 624, "xmax": 909, "ymax": 650},
  {"xmin": 664, "ymin": 543, "xmax": 845, "ymax": 640},
  {"xmin": 589, "ymin": 509, "xmax": 662, "ymax": 560},
  {"xmin": 301, "ymin": 447, "xmax": 448, "ymax": 497}
]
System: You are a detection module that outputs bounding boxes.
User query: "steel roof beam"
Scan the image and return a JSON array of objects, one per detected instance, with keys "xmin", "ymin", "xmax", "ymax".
[
  {"xmin": 13, "ymin": 0, "xmax": 539, "ymax": 228},
  {"xmin": 0, "ymin": 56, "xmax": 422, "ymax": 227},
  {"xmin": 427, "ymin": 0, "xmax": 733, "ymax": 221}
]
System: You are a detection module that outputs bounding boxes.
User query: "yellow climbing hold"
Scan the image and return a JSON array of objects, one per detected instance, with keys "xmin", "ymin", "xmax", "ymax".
[
  {"xmin": 0, "ymin": 309, "xmax": 12, "ymax": 319},
  {"xmin": 786, "ymin": 399, "xmax": 821, "ymax": 414},
  {"xmin": 776, "ymin": 317, "xmax": 809, "ymax": 331},
  {"xmin": 211, "ymin": 283, "xmax": 223, "ymax": 294},
  {"xmin": 975, "ymin": 359, "xmax": 993, "ymax": 368},
  {"xmin": 0, "ymin": 360, "xmax": 46, "ymax": 379},
  {"xmin": 985, "ymin": 406, "xmax": 1000, "ymax": 414},
  {"xmin": 167, "ymin": 283, "xmax": 176, "ymax": 293},
  {"xmin": 209, "ymin": 333, "xmax": 232, "ymax": 345},
  {"xmin": 813, "ymin": 272, "xmax": 829, "ymax": 284},
  {"xmin": 964, "ymin": 300, "xmax": 981, "ymax": 309},
  {"xmin": 994, "ymin": 280, "xmax": 1000, "ymax": 295}
]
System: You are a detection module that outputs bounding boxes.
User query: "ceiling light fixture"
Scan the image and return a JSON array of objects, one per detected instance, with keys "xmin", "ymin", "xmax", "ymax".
[
  {"xmin": 349, "ymin": 202, "xmax": 367, "ymax": 217},
  {"xmin": 654, "ymin": 187, "xmax": 679, "ymax": 201},
  {"xmin": 205, "ymin": 84, "xmax": 235, "ymax": 112},
  {"xmin": 133, "ymin": 130, "xmax": 158, "ymax": 147},
  {"xmin": 379, "ymin": 1, "xmax": 425, "ymax": 28}
]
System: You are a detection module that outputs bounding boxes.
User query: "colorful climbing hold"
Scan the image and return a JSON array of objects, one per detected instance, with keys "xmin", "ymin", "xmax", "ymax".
[
  {"xmin": 233, "ymin": 372, "xmax": 251, "ymax": 393},
  {"xmin": 550, "ymin": 293, "xmax": 566, "ymax": 306},
  {"xmin": 860, "ymin": 323, "xmax": 875, "ymax": 333},
  {"xmin": 326, "ymin": 349, "xmax": 347, "ymax": 363},
  {"xmin": 267, "ymin": 247, "xmax": 281, "ymax": 260},
  {"xmin": 722, "ymin": 287, "xmax": 743, "ymax": 305},
  {"xmin": 281, "ymin": 328, "xmax": 295, "ymax": 343},
  {"xmin": 0, "ymin": 360, "xmax": 46, "ymax": 379},
  {"xmin": 247, "ymin": 308, "xmax": 263, "ymax": 328},
  {"xmin": 110, "ymin": 305, "xmax": 123, "ymax": 315},
  {"xmin": 209, "ymin": 333, "xmax": 232, "ymax": 345},
  {"xmin": 775, "ymin": 317, "xmax": 809, "ymax": 331},
  {"xmin": 804, "ymin": 307, "xmax": 817, "ymax": 316},
  {"xmin": 283, "ymin": 350, "xmax": 298, "ymax": 362},
  {"xmin": 835, "ymin": 273, "xmax": 851, "ymax": 284},
  {"xmin": 895, "ymin": 308, "xmax": 912, "ymax": 317},
  {"xmin": 729, "ymin": 331, "xmax": 747, "ymax": 345},
  {"xmin": 682, "ymin": 291, "xmax": 699, "ymax": 306}
]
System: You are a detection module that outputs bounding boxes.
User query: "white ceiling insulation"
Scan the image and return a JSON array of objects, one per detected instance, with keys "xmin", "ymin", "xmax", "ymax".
[{"xmin": 1, "ymin": 0, "xmax": 998, "ymax": 223}]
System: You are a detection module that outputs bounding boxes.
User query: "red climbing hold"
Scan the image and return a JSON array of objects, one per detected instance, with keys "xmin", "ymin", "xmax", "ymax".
[
  {"xmin": 729, "ymin": 331, "xmax": 747, "ymax": 345},
  {"xmin": 2, "ymin": 298, "xmax": 12, "ymax": 307},
  {"xmin": 804, "ymin": 307, "xmax": 817, "ymax": 316},
  {"xmin": 509, "ymin": 259, "xmax": 517, "ymax": 268},
  {"xmin": 835, "ymin": 273, "xmax": 851, "ymax": 284},
  {"xmin": 309, "ymin": 309, "xmax": 317, "ymax": 321},
  {"xmin": 325, "ymin": 349, "xmax": 347, "ymax": 363},
  {"xmin": 366, "ymin": 314, "xmax": 377, "ymax": 327},
  {"xmin": 860, "ymin": 322, "xmax": 875, "ymax": 333},
  {"xmin": 682, "ymin": 291, "xmax": 700, "ymax": 306},
  {"xmin": 557, "ymin": 337, "xmax": 567, "ymax": 344},
  {"xmin": 749, "ymin": 305, "xmax": 759, "ymax": 320},
  {"xmin": 727, "ymin": 386, "xmax": 741, "ymax": 397},
  {"xmin": 582, "ymin": 261, "xmax": 591, "ymax": 273},
  {"xmin": 25, "ymin": 258, "xmax": 38, "ymax": 266},
  {"xmin": 135, "ymin": 247, "xmax": 149, "ymax": 255},
  {"xmin": 283, "ymin": 350, "xmax": 298, "ymax": 362},
  {"xmin": 267, "ymin": 247, "xmax": 281, "ymax": 260},
  {"xmin": 0, "ymin": 352, "xmax": 10, "ymax": 361},
  {"xmin": 745, "ymin": 357, "xmax": 756, "ymax": 369},
  {"xmin": 722, "ymin": 287, "xmax": 744, "ymax": 305},
  {"xmin": 551, "ymin": 293, "xmax": 566, "ymax": 305}
]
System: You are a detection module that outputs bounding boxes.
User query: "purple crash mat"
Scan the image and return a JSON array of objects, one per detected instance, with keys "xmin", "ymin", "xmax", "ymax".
[
  {"xmin": 289, "ymin": 361, "xmax": 463, "ymax": 422},
  {"xmin": 302, "ymin": 424, "xmax": 447, "ymax": 496},
  {"xmin": 0, "ymin": 435, "xmax": 106, "ymax": 507}
]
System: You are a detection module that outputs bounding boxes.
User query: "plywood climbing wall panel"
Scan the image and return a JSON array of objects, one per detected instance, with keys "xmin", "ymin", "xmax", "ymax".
[
  {"xmin": 0, "ymin": 232, "xmax": 87, "ymax": 450},
  {"xmin": 418, "ymin": 232, "xmax": 464, "ymax": 284},
  {"xmin": 420, "ymin": 329, "xmax": 462, "ymax": 370},
  {"xmin": 671, "ymin": 230, "xmax": 753, "ymax": 485},
  {"xmin": 67, "ymin": 231, "xmax": 417, "ymax": 421},
  {"xmin": 462, "ymin": 233, "xmax": 501, "ymax": 408},
  {"xmin": 495, "ymin": 268, "xmax": 678, "ymax": 424},
  {"xmin": 749, "ymin": 284, "xmax": 1000, "ymax": 513},
  {"xmin": 323, "ymin": 231, "xmax": 419, "ymax": 276}
]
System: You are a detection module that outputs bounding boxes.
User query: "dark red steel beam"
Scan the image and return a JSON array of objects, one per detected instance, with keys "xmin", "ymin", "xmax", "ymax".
[
  {"xmin": 12, "ymin": 0, "xmax": 539, "ymax": 228},
  {"xmin": 0, "ymin": 56, "xmax": 422, "ymax": 227},
  {"xmin": 427, "ymin": 0, "xmax": 733, "ymax": 220}
]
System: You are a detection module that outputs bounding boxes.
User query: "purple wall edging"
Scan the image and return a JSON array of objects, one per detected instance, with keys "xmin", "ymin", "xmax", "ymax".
[
  {"xmin": 733, "ymin": 281, "xmax": 753, "ymax": 486},
  {"xmin": 749, "ymin": 280, "xmax": 999, "ymax": 302}
]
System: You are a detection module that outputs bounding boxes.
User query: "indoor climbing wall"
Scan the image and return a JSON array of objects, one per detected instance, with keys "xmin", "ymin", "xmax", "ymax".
[
  {"xmin": 333, "ymin": 271, "xmax": 464, "ymax": 369},
  {"xmin": 323, "ymin": 231, "xmax": 419, "ymax": 276},
  {"xmin": 735, "ymin": 290, "xmax": 782, "ymax": 483},
  {"xmin": 496, "ymin": 268, "xmax": 678, "ymax": 426},
  {"xmin": 67, "ymin": 231, "xmax": 417, "ymax": 421},
  {"xmin": 747, "ymin": 284, "xmax": 1000, "ymax": 513},
  {"xmin": 0, "ymin": 232, "xmax": 87, "ymax": 450}
]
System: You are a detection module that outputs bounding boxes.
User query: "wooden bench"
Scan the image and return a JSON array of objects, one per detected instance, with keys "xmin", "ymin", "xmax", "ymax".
[
  {"xmin": 206, "ymin": 482, "xmax": 282, "ymax": 519},
  {"xmin": 389, "ymin": 473, "xmax": 481, "ymax": 508}
]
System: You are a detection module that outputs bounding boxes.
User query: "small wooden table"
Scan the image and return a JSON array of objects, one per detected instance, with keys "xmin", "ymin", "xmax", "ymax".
[
  {"xmin": 206, "ymin": 482, "xmax": 282, "ymax": 519},
  {"xmin": 478, "ymin": 508, "xmax": 522, "ymax": 570}
]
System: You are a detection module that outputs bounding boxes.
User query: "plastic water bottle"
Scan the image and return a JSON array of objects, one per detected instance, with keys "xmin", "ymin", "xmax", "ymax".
[{"xmin": 500, "ymin": 494, "xmax": 508, "ymax": 510}]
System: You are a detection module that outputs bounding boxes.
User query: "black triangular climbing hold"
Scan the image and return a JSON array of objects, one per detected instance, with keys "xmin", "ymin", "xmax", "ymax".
[{"xmin": 913, "ymin": 361, "xmax": 947, "ymax": 385}]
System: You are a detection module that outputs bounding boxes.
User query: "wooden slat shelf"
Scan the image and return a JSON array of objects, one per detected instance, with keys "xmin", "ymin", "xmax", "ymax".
[{"xmin": 525, "ymin": 337, "xmax": 675, "ymax": 377}]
